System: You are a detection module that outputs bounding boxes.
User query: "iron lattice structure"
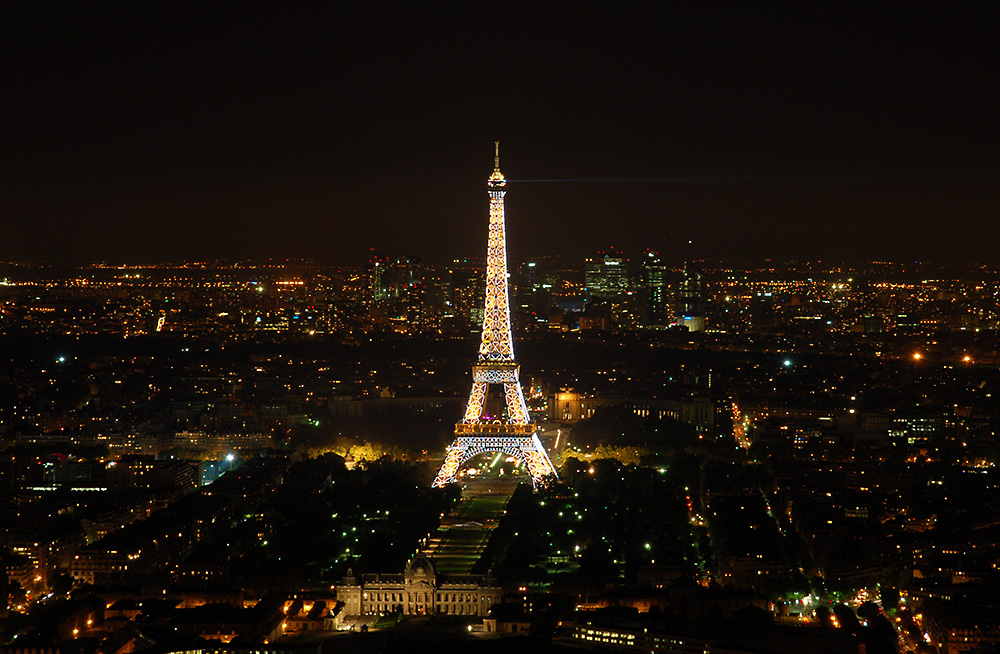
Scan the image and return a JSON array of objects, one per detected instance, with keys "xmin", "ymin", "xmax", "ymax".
[{"xmin": 433, "ymin": 144, "xmax": 558, "ymax": 488}]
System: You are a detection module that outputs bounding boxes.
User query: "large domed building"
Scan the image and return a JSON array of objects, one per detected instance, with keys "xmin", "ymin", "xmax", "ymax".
[{"xmin": 337, "ymin": 553, "xmax": 501, "ymax": 618}]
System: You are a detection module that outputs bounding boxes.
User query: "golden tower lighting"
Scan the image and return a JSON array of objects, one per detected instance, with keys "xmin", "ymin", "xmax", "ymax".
[{"xmin": 432, "ymin": 143, "xmax": 558, "ymax": 488}]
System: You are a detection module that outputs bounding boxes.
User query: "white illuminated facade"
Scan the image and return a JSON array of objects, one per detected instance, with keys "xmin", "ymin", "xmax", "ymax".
[{"xmin": 336, "ymin": 554, "xmax": 500, "ymax": 617}]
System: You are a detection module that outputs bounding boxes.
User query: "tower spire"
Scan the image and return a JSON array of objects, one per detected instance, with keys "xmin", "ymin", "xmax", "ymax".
[{"xmin": 488, "ymin": 142, "xmax": 506, "ymax": 188}]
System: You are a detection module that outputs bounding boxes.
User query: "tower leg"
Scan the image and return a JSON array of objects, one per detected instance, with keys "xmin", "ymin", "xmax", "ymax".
[
  {"xmin": 521, "ymin": 434, "xmax": 558, "ymax": 484},
  {"xmin": 432, "ymin": 434, "xmax": 557, "ymax": 488},
  {"xmin": 462, "ymin": 382, "xmax": 488, "ymax": 423},
  {"xmin": 433, "ymin": 442, "xmax": 468, "ymax": 487},
  {"xmin": 503, "ymin": 382, "xmax": 530, "ymax": 424}
]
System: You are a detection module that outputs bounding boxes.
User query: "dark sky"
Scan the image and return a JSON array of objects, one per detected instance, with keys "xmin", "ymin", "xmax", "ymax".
[{"xmin": 1, "ymin": 3, "xmax": 997, "ymax": 265}]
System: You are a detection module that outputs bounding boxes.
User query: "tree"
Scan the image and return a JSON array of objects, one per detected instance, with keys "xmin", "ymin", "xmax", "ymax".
[
  {"xmin": 857, "ymin": 600, "xmax": 881, "ymax": 622},
  {"xmin": 833, "ymin": 603, "xmax": 861, "ymax": 635},
  {"xmin": 879, "ymin": 585, "xmax": 900, "ymax": 611},
  {"xmin": 864, "ymin": 614, "xmax": 899, "ymax": 654},
  {"xmin": 732, "ymin": 605, "xmax": 774, "ymax": 629},
  {"xmin": 815, "ymin": 605, "xmax": 834, "ymax": 628},
  {"xmin": 51, "ymin": 572, "xmax": 74, "ymax": 597}
]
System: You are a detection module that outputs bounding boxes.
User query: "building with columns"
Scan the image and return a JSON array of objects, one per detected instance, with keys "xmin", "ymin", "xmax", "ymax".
[{"xmin": 336, "ymin": 554, "xmax": 501, "ymax": 617}]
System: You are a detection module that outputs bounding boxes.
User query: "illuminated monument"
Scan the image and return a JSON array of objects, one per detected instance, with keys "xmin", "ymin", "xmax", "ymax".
[{"xmin": 432, "ymin": 144, "xmax": 558, "ymax": 488}]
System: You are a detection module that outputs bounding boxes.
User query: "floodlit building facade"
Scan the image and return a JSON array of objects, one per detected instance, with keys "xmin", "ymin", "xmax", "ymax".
[{"xmin": 336, "ymin": 554, "xmax": 501, "ymax": 617}]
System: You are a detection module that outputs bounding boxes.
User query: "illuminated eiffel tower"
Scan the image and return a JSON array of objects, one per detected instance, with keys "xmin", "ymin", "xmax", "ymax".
[{"xmin": 432, "ymin": 144, "xmax": 558, "ymax": 488}]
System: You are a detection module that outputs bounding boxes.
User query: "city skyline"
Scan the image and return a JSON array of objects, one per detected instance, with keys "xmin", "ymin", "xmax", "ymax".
[
  {"xmin": 3, "ymin": 193, "xmax": 1000, "ymax": 647},
  {"xmin": 1, "ymin": 4, "xmax": 997, "ymax": 265},
  {"xmin": 3, "ymin": 6, "xmax": 1000, "ymax": 647},
  {"xmin": 3, "ymin": 250, "xmax": 998, "ymax": 648}
]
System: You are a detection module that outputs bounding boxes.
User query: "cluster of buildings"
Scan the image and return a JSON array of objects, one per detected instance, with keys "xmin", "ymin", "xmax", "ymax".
[
  {"xmin": 1, "ymin": 455, "xmax": 295, "ymax": 644},
  {"xmin": 2, "ymin": 454, "xmax": 284, "ymax": 599},
  {"xmin": 2, "ymin": 257, "xmax": 999, "ymax": 652},
  {"xmin": 3, "ymin": 258, "xmax": 999, "ymax": 338}
]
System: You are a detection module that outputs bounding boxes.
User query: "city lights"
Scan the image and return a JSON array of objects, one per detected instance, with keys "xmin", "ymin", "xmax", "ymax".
[
  {"xmin": 434, "ymin": 145, "xmax": 557, "ymax": 488},
  {"xmin": 1, "ymin": 3, "xmax": 996, "ymax": 650}
]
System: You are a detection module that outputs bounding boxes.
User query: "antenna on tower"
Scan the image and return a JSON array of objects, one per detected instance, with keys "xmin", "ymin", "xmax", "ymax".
[{"xmin": 494, "ymin": 141, "xmax": 500, "ymax": 170}]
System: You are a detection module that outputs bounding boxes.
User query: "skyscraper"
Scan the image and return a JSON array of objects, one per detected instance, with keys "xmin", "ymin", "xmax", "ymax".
[
  {"xmin": 677, "ymin": 262, "xmax": 705, "ymax": 331},
  {"xmin": 584, "ymin": 248, "xmax": 629, "ymax": 302},
  {"xmin": 641, "ymin": 250, "xmax": 668, "ymax": 327}
]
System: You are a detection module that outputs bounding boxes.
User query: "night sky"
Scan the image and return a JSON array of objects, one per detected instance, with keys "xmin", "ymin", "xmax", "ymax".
[{"xmin": 1, "ymin": 3, "xmax": 997, "ymax": 265}]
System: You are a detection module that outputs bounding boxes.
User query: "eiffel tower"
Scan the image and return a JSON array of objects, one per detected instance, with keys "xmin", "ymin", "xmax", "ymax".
[{"xmin": 432, "ymin": 144, "xmax": 558, "ymax": 488}]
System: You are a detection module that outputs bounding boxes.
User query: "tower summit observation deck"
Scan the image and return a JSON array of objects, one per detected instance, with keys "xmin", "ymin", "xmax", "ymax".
[{"xmin": 432, "ymin": 144, "xmax": 558, "ymax": 488}]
